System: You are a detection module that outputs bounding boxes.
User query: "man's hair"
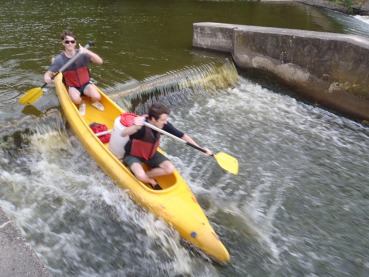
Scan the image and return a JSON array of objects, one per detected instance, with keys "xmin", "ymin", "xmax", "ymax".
[
  {"xmin": 60, "ymin": 30, "xmax": 76, "ymax": 41},
  {"xmin": 148, "ymin": 103, "xmax": 171, "ymax": 120}
]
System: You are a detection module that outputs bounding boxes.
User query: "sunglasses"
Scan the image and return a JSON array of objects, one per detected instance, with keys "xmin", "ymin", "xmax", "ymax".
[{"xmin": 64, "ymin": 40, "xmax": 76, "ymax": 44}]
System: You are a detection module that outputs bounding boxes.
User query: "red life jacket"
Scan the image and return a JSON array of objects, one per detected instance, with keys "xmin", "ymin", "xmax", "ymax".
[
  {"xmin": 61, "ymin": 53, "xmax": 90, "ymax": 87},
  {"xmin": 129, "ymin": 126, "xmax": 160, "ymax": 160}
]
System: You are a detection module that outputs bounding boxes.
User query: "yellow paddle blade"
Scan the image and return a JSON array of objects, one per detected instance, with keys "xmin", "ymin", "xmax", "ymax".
[
  {"xmin": 18, "ymin": 87, "xmax": 43, "ymax": 105},
  {"xmin": 213, "ymin": 152, "xmax": 239, "ymax": 175}
]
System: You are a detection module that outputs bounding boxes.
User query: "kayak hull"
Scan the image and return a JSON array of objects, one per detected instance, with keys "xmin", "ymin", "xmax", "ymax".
[{"xmin": 54, "ymin": 74, "xmax": 230, "ymax": 263}]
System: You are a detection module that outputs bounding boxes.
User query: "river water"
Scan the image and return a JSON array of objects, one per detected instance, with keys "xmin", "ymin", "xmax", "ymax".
[{"xmin": 1, "ymin": 1, "xmax": 369, "ymax": 276}]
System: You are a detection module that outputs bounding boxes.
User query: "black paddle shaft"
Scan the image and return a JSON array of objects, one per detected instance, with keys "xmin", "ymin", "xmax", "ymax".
[{"xmin": 143, "ymin": 122, "xmax": 210, "ymax": 155}]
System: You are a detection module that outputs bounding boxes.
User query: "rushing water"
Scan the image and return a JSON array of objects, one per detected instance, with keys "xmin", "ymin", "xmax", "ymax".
[
  {"xmin": 1, "ymin": 1, "xmax": 369, "ymax": 276},
  {"xmin": 2, "ymin": 76, "xmax": 369, "ymax": 276}
]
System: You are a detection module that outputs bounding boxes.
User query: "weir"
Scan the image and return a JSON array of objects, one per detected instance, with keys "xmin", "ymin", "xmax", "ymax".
[
  {"xmin": 193, "ymin": 22, "xmax": 369, "ymax": 122},
  {"xmin": 110, "ymin": 58, "xmax": 238, "ymax": 113}
]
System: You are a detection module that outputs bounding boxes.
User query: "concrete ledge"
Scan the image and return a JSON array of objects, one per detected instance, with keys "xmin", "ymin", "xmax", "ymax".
[
  {"xmin": 193, "ymin": 22, "xmax": 369, "ymax": 121},
  {"xmin": 261, "ymin": 0, "xmax": 369, "ymax": 15},
  {"xmin": 193, "ymin": 22, "xmax": 235, "ymax": 53},
  {"xmin": 0, "ymin": 207, "xmax": 50, "ymax": 277}
]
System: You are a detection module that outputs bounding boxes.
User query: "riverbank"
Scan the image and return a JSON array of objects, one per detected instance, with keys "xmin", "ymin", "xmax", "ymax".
[
  {"xmin": 262, "ymin": 0, "xmax": 369, "ymax": 15},
  {"xmin": 0, "ymin": 209, "xmax": 50, "ymax": 276}
]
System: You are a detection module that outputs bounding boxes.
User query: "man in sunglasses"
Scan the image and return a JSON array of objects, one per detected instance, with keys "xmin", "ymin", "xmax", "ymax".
[{"xmin": 44, "ymin": 30, "xmax": 104, "ymax": 116}]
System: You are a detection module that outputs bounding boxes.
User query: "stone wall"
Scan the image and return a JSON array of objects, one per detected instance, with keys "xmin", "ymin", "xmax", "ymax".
[{"xmin": 193, "ymin": 22, "xmax": 369, "ymax": 121}]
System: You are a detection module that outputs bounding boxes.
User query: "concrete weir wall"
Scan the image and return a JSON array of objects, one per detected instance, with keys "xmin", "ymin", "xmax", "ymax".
[{"xmin": 193, "ymin": 22, "xmax": 369, "ymax": 121}]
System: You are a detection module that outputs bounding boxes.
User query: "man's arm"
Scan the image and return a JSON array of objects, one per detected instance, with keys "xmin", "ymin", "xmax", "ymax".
[
  {"xmin": 165, "ymin": 122, "xmax": 212, "ymax": 156},
  {"xmin": 44, "ymin": 70, "xmax": 54, "ymax": 84},
  {"xmin": 121, "ymin": 116, "xmax": 145, "ymax": 137},
  {"xmin": 181, "ymin": 134, "xmax": 197, "ymax": 146},
  {"xmin": 181, "ymin": 133, "xmax": 212, "ymax": 156},
  {"xmin": 43, "ymin": 55, "xmax": 63, "ymax": 83},
  {"xmin": 86, "ymin": 49, "xmax": 103, "ymax": 64},
  {"xmin": 79, "ymin": 44, "xmax": 103, "ymax": 65}
]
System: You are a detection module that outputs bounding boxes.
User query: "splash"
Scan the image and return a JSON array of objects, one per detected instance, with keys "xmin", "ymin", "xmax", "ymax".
[
  {"xmin": 354, "ymin": 15, "xmax": 369, "ymax": 25},
  {"xmin": 1, "ymin": 125, "xmax": 208, "ymax": 276},
  {"xmin": 110, "ymin": 58, "xmax": 239, "ymax": 113}
]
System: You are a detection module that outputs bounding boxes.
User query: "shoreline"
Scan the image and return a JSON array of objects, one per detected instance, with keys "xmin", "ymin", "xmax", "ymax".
[{"xmin": 261, "ymin": 0, "xmax": 369, "ymax": 15}]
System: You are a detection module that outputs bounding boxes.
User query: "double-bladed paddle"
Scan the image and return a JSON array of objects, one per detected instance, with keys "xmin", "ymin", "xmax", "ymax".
[
  {"xmin": 18, "ymin": 41, "xmax": 94, "ymax": 105},
  {"xmin": 144, "ymin": 121, "xmax": 239, "ymax": 175}
]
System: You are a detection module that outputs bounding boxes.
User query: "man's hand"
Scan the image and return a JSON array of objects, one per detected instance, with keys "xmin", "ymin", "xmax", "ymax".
[
  {"xmin": 44, "ymin": 75, "xmax": 52, "ymax": 84},
  {"xmin": 133, "ymin": 116, "xmax": 146, "ymax": 126},
  {"xmin": 79, "ymin": 43, "xmax": 87, "ymax": 54},
  {"xmin": 202, "ymin": 148, "xmax": 213, "ymax": 156},
  {"xmin": 44, "ymin": 72, "xmax": 54, "ymax": 84}
]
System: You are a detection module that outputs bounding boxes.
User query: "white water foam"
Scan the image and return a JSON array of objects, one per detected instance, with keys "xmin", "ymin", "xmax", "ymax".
[
  {"xmin": 354, "ymin": 15, "xmax": 369, "ymax": 25},
  {"xmin": 1, "ymin": 122, "xmax": 220, "ymax": 276},
  {"xmin": 3, "ymin": 74, "xmax": 369, "ymax": 276},
  {"xmin": 164, "ymin": 76, "xmax": 369, "ymax": 274}
]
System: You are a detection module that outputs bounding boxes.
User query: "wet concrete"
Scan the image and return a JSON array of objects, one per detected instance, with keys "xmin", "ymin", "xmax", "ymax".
[
  {"xmin": 0, "ymin": 208, "xmax": 51, "ymax": 276},
  {"xmin": 193, "ymin": 22, "xmax": 369, "ymax": 122}
]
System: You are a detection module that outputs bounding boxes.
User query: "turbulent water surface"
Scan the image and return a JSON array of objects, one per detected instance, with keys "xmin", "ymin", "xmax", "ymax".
[{"xmin": 1, "ymin": 1, "xmax": 369, "ymax": 276}]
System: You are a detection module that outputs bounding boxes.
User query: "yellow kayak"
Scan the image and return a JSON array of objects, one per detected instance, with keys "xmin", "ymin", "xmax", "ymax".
[{"xmin": 54, "ymin": 73, "xmax": 230, "ymax": 263}]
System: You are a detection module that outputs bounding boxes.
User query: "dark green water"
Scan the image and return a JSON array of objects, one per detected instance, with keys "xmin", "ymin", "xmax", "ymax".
[
  {"xmin": 1, "ymin": 0, "xmax": 365, "ymax": 96},
  {"xmin": 1, "ymin": 1, "xmax": 369, "ymax": 276}
]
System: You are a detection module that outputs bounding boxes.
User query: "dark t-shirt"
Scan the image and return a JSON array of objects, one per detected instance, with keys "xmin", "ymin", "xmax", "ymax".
[
  {"xmin": 48, "ymin": 51, "xmax": 91, "ymax": 72},
  {"xmin": 124, "ymin": 121, "xmax": 184, "ymax": 154}
]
